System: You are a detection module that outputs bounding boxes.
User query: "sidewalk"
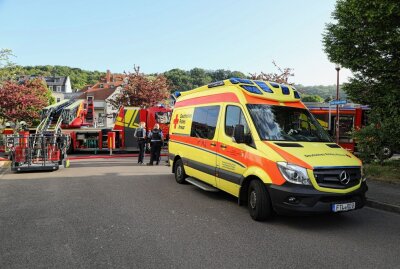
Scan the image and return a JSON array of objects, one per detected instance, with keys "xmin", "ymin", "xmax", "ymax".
[{"xmin": 366, "ymin": 180, "xmax": 400, "ymax": 214}]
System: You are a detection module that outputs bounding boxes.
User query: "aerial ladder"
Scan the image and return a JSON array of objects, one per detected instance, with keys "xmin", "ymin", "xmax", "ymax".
[{"xmin": 7, "ymin": 100, "xmax": 72, "ymax": 172}]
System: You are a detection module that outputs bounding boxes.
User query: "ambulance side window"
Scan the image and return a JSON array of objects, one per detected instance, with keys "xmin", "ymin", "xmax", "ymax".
[
  {"xmin": 191, "ymin": 106, "xmax": 220, "ymax": 140},
  {"xmin": 225, "ymin": 105, "xmax": 251, "ymax": 140}
]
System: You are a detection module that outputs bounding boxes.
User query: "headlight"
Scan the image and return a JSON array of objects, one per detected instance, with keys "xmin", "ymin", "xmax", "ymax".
[{"xmin": 277, "ymin": 162, "xmax": 311, "ymax": 185}]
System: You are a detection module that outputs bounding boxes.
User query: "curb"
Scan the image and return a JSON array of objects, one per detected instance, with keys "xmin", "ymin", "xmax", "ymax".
[{"xmin": 366, "ymin": 199, "xmax": 400, "ymax": 214}]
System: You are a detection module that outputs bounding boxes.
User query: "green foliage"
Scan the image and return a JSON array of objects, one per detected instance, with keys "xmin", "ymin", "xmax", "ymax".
[
  {"xmin": 301, "ymin": 94, "xmax": 324, "ymax": 103},
  {"xmin": 0, "ymin": 48, "xmax": 22, "ymax": 83},
  {"xmin": 163, "ymin": 68, "xmax": 246, "ymax": 92},
  {"xmin": 353, "ymin": 115, "xmax": 400, "ymax": 163},
  {"xmin": 323, "ymin": 0, "xmax": 400, "ymax": 156},
  {"xmin": 365, "ymin": 159, "xmax": 400, "ymax": 183},
  {"xmin": 2, "ymin": 65, "xmax": 105, "ymax": 90},
  {"xmin": 295, "ymin": 84, "xmax": 346, "ymax": 100}
]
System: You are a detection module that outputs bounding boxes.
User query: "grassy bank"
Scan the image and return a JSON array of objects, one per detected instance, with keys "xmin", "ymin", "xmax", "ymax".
[{"xmin": 365, "ymin": 159, "xmax": 400, "ymax": 184}]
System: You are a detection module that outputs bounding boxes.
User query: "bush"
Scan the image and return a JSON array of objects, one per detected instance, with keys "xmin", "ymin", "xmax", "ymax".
[{"xmin": 353, "ymin": 121, "xmax": 399, "ymax": 164}]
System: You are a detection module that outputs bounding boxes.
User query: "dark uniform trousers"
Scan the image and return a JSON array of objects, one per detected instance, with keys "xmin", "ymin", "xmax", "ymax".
[
  {"xmin": 137, "ymin": 139, "xmax": 145, "ymax": 163},
  {"xmin": 150, "ymin": 141, "xmax": 162, "ymax": 165}
]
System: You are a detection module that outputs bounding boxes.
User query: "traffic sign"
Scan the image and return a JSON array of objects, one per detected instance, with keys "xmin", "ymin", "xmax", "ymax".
[{"xmin": 330, "ymin": 100, "xmax": 347, "ymax": 105}]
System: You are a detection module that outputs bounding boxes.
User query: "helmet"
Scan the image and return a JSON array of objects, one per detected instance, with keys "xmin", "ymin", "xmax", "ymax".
[
  {"xmin": 5, "ymin": 122, "xmax": 11, "ymax": 127},
  {"xmin": 20, "ymin": 121, "xmax": 27, "ymax": 126}
]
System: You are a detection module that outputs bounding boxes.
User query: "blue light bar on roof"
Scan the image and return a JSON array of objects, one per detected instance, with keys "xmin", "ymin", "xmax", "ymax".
[
  {"xmin": 240, "ymin": 85, "xmax": 262, "ymax": 95},
  {"xmin": 281, "ymin": 85, "xmax": 290, "ymax": 95},
  {"xmin": 230, "ymin": 78, "xmax": 254, "ymax": 84},
  {"xmin": 208, "ymin": 81, "xmax": 225, "ymax": 88},
  {"xmin": 269, "ymin": 82, "xmax": 280, "ymax": 88},
  {"xmin": 254, "ymin": 81, "xmax": 273, "ymax": 93}
]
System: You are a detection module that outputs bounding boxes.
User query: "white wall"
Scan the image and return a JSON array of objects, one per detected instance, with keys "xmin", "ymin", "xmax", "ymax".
[{"xmin": 65, "ymin": 77, "xmax": 72, "ymax": 93}]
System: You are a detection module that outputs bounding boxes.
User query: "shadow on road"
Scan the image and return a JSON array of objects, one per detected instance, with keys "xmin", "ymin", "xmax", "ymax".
[{"xmin": 186, "ymin": 183, "xmax": 365, "ymax": 231}]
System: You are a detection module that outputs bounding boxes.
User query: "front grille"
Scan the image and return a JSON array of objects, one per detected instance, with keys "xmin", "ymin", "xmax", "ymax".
[{"xmin": 313, "ymin": 167, "xmax": 361, "ymax": 189}]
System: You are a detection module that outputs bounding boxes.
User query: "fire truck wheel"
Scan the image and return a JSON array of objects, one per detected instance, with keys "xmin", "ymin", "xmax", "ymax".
[
  {"xmin": 248, "ymin": 180, "xmax": 272, "ymax": 221},
  {"xmin": 174, "ymin": 159, "xmax": 187, "ymax": 184},
  {"xmin": 380, "ymin": 146, "xmax": 393, "ymax": 159}
]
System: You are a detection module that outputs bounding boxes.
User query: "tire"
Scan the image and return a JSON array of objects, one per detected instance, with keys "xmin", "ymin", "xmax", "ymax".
[
  {"xmin": 380, "ymin": 146, "xmax": 393, "ymax": 159},
  {"xmin": 248, "ymin": 180, "xmax": 272, "ymax": 221},
  {"xmin": 174, "ymin": 159, "xmax": 187, "ymax": 184}
]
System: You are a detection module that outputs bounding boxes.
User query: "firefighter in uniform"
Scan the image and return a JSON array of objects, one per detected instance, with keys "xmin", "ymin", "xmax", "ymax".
[
  {"xmin": 134, "ymin": 121, "xmax": 146, "ymax": 164},
  {"xmin": 147, "ymin": 124, "xmax": 163, "ymax": 165}
]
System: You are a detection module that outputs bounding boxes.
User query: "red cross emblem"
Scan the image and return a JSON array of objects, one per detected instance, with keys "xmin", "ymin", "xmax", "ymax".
[{"xmin": 173, "ymin": 114, "xmax": 179, "ymax": 128}]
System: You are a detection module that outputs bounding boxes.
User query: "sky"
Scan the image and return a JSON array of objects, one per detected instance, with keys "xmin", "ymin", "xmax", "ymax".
[{"xmin": 0, "ymin": 0, "xmax": 352, "ymax": 85}]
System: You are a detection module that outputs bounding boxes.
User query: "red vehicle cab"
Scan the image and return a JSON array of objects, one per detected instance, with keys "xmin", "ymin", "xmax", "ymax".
[{"xmin": 305, "ymin": 102, "xmax": 369, "ymax": 152}]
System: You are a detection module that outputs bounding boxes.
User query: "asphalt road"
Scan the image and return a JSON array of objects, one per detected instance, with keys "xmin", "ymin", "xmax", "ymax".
[{"xmin": 0, "ymin": 158, "xmax": 399, "ymax": 269}]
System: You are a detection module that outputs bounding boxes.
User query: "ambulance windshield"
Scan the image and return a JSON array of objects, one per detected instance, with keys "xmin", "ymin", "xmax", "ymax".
[{"xmin": 247, "ymin": 104, "xmax": 332, "ymax": 142}]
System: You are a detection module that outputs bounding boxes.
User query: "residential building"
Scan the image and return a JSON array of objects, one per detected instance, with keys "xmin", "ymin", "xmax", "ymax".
[
  {"xmin": 78, "ymin": 70, "xmax": 126, "ymax": 128},
  {"xmin": 19, "ymin": 75, "xmax": 72, "ymax": 103}
]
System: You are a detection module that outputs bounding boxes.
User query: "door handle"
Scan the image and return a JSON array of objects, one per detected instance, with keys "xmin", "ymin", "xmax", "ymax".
[
  {"xmin": 220, "ymin": 144, "xmax": 227, "ymax": 149},
  {"xmin": 210, "ymin": 142, "xmax": 216, "ymax": 147}
]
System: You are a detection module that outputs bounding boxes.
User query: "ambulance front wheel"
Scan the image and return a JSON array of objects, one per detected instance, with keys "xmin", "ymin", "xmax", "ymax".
[
  {"xmin": 248, "ymin": 180, "xmax": 272, "ymax": 221},
  {"xmin": 174, "ymin": 159, "xmax": 187, "ymax": 184}
]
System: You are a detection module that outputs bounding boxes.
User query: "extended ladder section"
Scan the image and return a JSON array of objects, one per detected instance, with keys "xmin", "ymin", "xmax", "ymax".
[
  {"xmin": 61, "ymin": 100, "xmax": 83, "ymax": 126},
  {"xmin": 38, "ymin": 99, "xmax": 75, "ymax": 134}
]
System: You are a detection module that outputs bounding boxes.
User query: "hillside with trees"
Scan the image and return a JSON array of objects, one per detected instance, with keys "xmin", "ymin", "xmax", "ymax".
[
  {"xmin": 0, "ymin": 59, "xmax": 343, "ymax": 101},
  {"xmin": 16, "ymin": 65, "xmax": 105, "ymax": 90}
]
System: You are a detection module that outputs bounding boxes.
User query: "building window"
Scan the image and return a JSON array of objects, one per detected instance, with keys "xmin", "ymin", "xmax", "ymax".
[
  {"xmin": 49, "ymin": 86, "xmax": 53, "ymax": 91},
  {"xmin": 190, "ymin": 105, "xmax": 220, "ymax": 140},
  {"xmin": 56, "ymin": 98, "xmax": 61, "ymax": 103},
  {"xmin": 56, "ymin": 86, "xmax": 62, "ymax": 92}
]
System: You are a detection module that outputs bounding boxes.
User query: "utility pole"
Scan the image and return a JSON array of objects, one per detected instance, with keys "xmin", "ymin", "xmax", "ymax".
[{"xmin": 335, "ymin": 64, "xmax": 341, "ymax": 144}]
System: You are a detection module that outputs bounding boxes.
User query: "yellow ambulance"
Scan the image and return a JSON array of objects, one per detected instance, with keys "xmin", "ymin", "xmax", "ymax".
[{"xmin": 168, "ymin": 78, "xmax": 367, "ymax": 221}]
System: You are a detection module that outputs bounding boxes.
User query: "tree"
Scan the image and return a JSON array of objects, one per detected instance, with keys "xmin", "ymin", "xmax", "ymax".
[
  {"xmin": 0, "ymin": 79, "xmax": 50, "ymax": 125},
  {"xmin": 109, "ymin": 66, "xmax": 170, "ymax": 108},
  {"xmin": 301, "ymin": 94, "xmax": 324, "ymax": 103},
  {"xmin": 189, "ymin": 68, "xmax": 212, "ymax": 88},
  {"xmin": 17, "ymin": 65, "xmax": 104, "ymax": 90},
  {"xmin": 323, "ymin": 0, "xmax": 400, "ymax": 161},
  {"xmin": 249, "ymin": 61, "xmax": 294, "ymax": 85},
  {"xmin": 0, "ymin": 48, "xmax": 21, "ymax": 83},
  {"xmin": 208, "ymin": 69, "xmax": 246, "ymax": 82},
  {"xmin": 164, "ymin": 68, "xmax": 193, "ymax": 92}
]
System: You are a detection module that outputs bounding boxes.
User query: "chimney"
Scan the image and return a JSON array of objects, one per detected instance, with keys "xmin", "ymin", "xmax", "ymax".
[{"xmin": 106, "ymin": 70, "xmax": 111, "ymax": 83}]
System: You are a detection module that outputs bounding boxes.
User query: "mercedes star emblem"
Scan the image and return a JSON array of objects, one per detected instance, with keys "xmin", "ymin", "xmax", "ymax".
[{"xmin": 339, "ymin": 170, "xmax": 351, "ymax": 185}]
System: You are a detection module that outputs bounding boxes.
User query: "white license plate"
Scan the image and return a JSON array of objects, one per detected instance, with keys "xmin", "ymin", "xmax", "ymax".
[{"xmin": 332, "ymin": 202, "xmax": 356, "ymax": 212}]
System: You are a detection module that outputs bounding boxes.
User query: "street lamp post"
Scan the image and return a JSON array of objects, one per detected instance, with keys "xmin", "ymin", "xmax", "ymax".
[{"xmin": 335, "ymin": 64, "xmax": 341, "ymax": 144}]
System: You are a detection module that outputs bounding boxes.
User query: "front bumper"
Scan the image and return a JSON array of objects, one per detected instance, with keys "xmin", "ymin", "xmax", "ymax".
[{"xmin": 266, "ymin": 182, "xmax": 368, "ymax": 215}]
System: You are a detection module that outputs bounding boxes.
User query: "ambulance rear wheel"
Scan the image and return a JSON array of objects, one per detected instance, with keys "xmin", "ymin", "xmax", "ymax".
[
  {"xmin": 174, "ymin": 159, "xmax": 187, "ymax": 184},
  {"xmin": 248, "ymin": 180, "xmax": 272, "ymax": 221}
]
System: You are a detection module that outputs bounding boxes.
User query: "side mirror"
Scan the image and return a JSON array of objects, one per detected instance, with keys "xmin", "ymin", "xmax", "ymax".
[{"xmin": 233, "ymin": 124, "xmax": 245, "ymax": 143}]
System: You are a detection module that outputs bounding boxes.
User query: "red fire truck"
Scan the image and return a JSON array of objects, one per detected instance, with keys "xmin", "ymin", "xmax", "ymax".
[
  {"xmin": 305, "ymin": 102, "xmax": 369, "ymax": 152},
  {"xmin": 41, "ymin": 99, "xmax": 171, "ymax": 153}
]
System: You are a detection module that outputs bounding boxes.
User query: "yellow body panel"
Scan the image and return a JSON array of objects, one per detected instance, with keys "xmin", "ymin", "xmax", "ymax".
[{"xmin": 169, "ymin": 78, "xmax": 363, "ymax": 197}]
